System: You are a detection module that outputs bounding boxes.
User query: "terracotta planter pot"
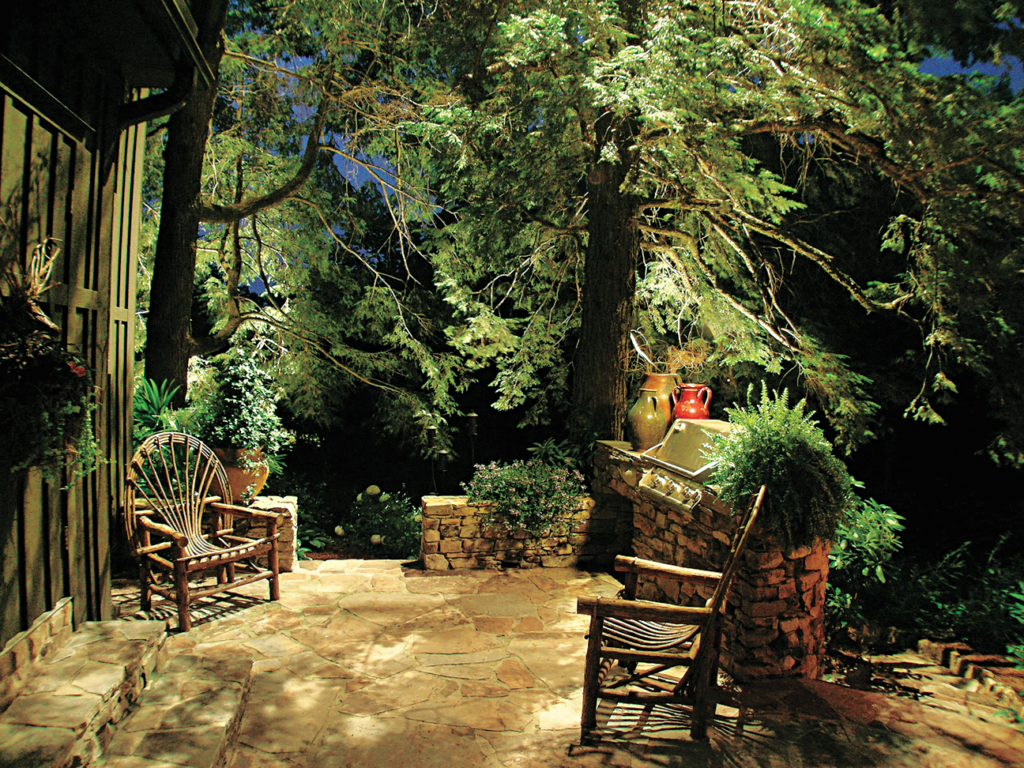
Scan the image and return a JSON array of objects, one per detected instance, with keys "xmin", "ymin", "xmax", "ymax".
[{"xmin": 212, "ymin": 447, "xmax": 269, "ymax": 503}]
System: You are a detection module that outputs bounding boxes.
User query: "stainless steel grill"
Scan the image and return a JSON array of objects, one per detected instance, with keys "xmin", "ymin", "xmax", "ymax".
[{"xmin": 637, "ymin": 419, "xmax": 734, "ymax": 514}]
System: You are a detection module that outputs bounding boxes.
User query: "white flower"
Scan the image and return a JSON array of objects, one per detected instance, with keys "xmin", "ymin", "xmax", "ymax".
[
  {"xmin": 370, "ymin": 534, "xmax": 384, "ymax": 545},
  {"xmin": 334, "ymin": 526, "xmax": 345, "ymax": 537},
  {"xmin": 366, "ymin": 485, "xmax": 381, "ymax": 496},
  {"xmin": 356, "ymin": 493, "xmax": 363, "ymax": 501},
  {"xmin": 380, "ymin": 493, "xmax": 391, "ymax": 502}
]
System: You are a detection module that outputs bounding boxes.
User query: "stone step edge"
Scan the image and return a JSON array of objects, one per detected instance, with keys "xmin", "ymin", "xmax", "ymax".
[
  {"xmin": 918, "ymin": 638, "xmax": 1024, "ymax": 716},
  {"xmin": 0, "ymin": 619, "xmax": 168, "ymax": 768},
  {"xmin": 98, "ymin": 650, "xmax": 259, "ymax": 768}
]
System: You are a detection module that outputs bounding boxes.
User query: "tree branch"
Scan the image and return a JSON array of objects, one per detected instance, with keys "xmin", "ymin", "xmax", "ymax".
[{"xmin": 198, "ymin": 106, "xmax": 328, "ymax": 223}]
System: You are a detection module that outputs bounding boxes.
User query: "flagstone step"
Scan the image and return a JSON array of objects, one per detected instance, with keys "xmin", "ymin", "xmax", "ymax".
[
  {"xmin": 96, "ymin": 633, "xmax": 257, "ymax": 768},
  {"xmin": 0, "ymin": 619, "xmax": 167, "ymax": 768}
]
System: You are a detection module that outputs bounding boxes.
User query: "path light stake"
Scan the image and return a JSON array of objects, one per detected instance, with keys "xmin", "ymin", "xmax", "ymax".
[
  {"xmin": 438, "ymin": 450, "xmax": 450, "ymax": 494},
  {"xmin": 426, "ymin": 425, "xmax": 438, "ymax": 493},
  {"xmin": 467, "ymin": 412, "xmax": 478, "ymax": 466}
]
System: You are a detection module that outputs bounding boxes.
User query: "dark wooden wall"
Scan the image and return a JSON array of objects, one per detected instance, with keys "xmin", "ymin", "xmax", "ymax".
[{"xmin": 0, "ymin": 8, "xmax": 145, "ymax": 647}]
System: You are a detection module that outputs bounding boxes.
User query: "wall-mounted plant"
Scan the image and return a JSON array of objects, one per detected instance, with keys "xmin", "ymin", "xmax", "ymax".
[
  {"xmin": 463, "ymin": 459, "xmax": 586, "ymax": 537},
  {"xmin": 0, "ymin": 240, "xmax": 100, "ymax": 479},
  {"xmin": 705, "ymin": 383, "xmax": 855, "ymax": 550}
]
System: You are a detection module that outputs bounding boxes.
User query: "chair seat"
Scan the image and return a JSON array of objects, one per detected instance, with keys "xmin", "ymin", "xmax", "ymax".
[
  {"xmin": 177, "ymin": 534, "xmax": 276, "ymax": 565},
  {"xmin": 603, "ymin": 616, "xmax": 700, "ymax": 652}
]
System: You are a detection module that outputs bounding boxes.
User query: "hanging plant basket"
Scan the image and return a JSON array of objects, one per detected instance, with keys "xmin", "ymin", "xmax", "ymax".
[{"xmin": 0, "ymin": 240, "xmax": 99, "ymax": 478}]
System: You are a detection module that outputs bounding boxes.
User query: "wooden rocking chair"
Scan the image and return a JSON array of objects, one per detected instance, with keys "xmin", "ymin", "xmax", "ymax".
[
  {"xmin": 124, "ymin": 432, "xmax": 282, "ymax": 631},
  {"xmin": 576, "ymin": 486, "xmax": 765, "ymax": 741}
]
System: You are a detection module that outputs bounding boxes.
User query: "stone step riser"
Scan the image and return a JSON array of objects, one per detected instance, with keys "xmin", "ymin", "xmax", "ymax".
[{"xmin": 0, "ymin": 618, "xmax": 167, "ymax": 768}]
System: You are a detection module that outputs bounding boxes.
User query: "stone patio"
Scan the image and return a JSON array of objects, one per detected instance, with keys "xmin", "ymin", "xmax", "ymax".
[{"xmin": 18, "ymin": 559, "xmax": 1024, "ymax": 767}]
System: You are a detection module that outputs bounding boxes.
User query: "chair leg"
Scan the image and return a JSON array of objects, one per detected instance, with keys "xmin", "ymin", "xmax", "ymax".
[
  {"xmin": 174, "ymin": 561, "xmax": 192, "ymax": 631},
  {"xmin": 689, "ymin": 653, "xmax": 714, "ymax": 739},
  {"xmin": 580, "ymin": 615, "xmax": 605, "ymax": 743},
  {"xmin": 268, "ymin": 541, "xmax": 280, "ymax": 601}
]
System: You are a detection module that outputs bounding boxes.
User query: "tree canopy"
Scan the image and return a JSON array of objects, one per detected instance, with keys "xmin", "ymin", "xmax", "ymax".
[{"xmin": 140, "ymin": 0, "xmax": 1024, "ymax": 461}]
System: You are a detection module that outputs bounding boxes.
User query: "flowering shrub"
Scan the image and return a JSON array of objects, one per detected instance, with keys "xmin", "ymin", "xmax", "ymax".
[
  {"xmin": 342, "ymin": 486, "xmax": 421, "ymax": 559},
  {"xmin": 462, "ymin": 460, "xmax": 586, "ymax": 537}
]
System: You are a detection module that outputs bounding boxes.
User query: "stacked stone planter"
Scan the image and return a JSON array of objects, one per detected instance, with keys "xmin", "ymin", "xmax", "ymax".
[
  {"xmin": 236, "ymin": 495, "xmax": 299, "ymax": 573},
  {"xmin": 595, "ymin": 440, "xmax": 829, "ymax": 680},
  {"xmin": 420, "ymin": 495, "xmax": 631, "ymax": 570}
]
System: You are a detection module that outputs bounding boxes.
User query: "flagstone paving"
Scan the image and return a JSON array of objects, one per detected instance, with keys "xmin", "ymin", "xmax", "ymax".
[{"xmin": 97, "ymin": 560, "xmax": 1024, "ymax": 768}]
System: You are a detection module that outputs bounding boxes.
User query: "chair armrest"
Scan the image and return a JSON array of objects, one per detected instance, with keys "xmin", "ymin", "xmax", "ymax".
[
  {"xmin": 577, "ymin": 596, "xmax": 713, "ymax": 624},
  {"xmin": 208, "ymin": 502, "xmax": 284, "ymax": 526},
  {"xmin": 136, "ymin": 516, "xmax": 188, "ymax": 548},
  {"xmin": 614, "ymin": 555, "xmax": 722, "ymax": 586}
]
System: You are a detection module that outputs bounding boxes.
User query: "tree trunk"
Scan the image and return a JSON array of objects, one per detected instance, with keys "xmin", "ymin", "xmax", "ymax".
[
  {"xmin": 144, "ymin": 0, "xmax": 228, "ymax": 403},
  {"xmin": 571, "ymin": 115, "xmax": 639, "ymax": 443}
]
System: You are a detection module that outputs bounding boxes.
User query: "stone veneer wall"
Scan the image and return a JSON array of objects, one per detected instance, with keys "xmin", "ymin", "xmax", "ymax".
[
  {"xmin": 239, "ymin": 496, "xmax": 299, "ymax": 573},
  {"xmin": 595, "ymin": 440, "xmax": 829, "ymax": 681},
  {"xmin": 0, "ymin": 597, "xmax": 74, "ymax": 713},
  {"xmin": 420, "ymin": 494, "xmax": 632, "ymax": 571}
]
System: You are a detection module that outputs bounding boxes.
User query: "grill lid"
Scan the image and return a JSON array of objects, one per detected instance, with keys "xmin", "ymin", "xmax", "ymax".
[
  {"xmin": 643, "ymin": 419, "xmax": 733, "ymax": 482},
  {"xmin": 637, "ymin": 419, "xmax": 734, "ymax": 513}
]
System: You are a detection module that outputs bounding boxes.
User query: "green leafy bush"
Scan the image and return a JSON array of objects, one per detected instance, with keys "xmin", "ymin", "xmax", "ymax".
[
  {"xmin": 462, "ymin": 459, "xmax": 586, "ymax": 537},
  {"xmin": 285, "ymin": 475, "xmax": 421, "ymax": 561},
  {"xmin": 527, "ymin": 433, "xmax": 597, "ymax": 477},
  {"xmin": 706, "ymin": 383, "xmax": 855, "ymax": 550},
  {"xmin": 849, "ymin": 537, "xmax": 1024, "ymax": 654},
  {"xmin": 195, "ymin": 355, "xmax": 291, "ymax": 455},
  {"xmin": 827, "ymin": 496, "xmax": 905, "ymax": 632},
  {"xmin": 132, "ymin": 378, "xmax": 179, "ymax": 446},
  {"xmin": 341, "ymin": 486, "xmax": 422, "ymax": 559}
]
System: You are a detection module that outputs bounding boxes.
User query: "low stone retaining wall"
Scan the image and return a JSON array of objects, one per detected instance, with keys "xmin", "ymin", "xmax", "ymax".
[
  {"xmin": 0, "ymin": 597, "xmax": 73, "ymax": 713},
  {"xmin": 595, "ymin": 440, "xmax": 829, "ymax": 681},
  {"xmin": 240, "ymin": 496, "xmax": 298, "ymax": 573},
  {"xmin": 420, "ymin": 495, "xmax": 631, "ymax": 570}
]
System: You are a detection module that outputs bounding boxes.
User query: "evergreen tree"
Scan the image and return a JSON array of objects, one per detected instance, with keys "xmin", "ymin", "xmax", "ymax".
[{"xmin": 407, "ymin": 0, "xmax": 1023, "ymax": 450}]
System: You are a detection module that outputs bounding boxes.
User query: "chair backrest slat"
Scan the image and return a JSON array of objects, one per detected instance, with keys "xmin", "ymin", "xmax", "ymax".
[
  {"xmin": 706, "ymin": 485, "xmax": 765, "ymax": 615},
  {"xmin": 125, "ymin": 432, "xmax": 232, "ymax": 553}
]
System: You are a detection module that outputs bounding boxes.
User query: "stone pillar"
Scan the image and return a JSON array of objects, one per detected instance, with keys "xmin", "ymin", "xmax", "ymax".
[
  {"xmin": 593, "ymin": 440, "xmax": 830, "ymax": 681},
  {"xmin": 724, "ymin": 536, "xmax": 830, "ymax": 679},
  {"xmin": 245, "ymin": 496, "xmax": 298, "ymax": 573}
]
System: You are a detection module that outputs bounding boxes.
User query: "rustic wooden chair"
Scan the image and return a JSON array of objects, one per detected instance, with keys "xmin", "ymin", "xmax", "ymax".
[
  {"xmin": 576, "ymin": 486, "xmax": 765, "ymax": 741},
  {"xmin": 124, "ymin": 432, "xmax": 282, "ymax": 631}
]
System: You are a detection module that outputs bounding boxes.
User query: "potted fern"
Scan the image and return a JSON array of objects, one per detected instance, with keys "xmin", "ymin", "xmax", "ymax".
[{"xmin": 705, "ymin": 383, "xmax": 855, "ymax": 550}]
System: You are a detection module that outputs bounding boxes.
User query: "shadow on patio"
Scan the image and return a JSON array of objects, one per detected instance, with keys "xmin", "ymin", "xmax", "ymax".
[{"xmin": 100, "ymin": 560, "xmax": 1024, "ymax": 768}]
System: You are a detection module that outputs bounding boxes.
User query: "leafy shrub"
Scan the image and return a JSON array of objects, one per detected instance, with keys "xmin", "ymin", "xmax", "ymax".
[
  {"xmin": 527, "ymin": 433, "xmax": 598, "ymax": 478},
  {"xmin": 133, "ymin": 378, "xmax": 179, "ymax": 446},
  {"xmin": 851, "ymin": 537, "xmax": 1024, "ymax": 654},
  {"xmin": 706, "ymin": 383, "xmax": 855, "ymax": 550},
  {"xmin": 341, "ymin": 486, "xmax": 421, "ymax": 559},
  {"xmin": 827, "ymin": 496, "xmax": 905, "ymax": 632},
  {"xmin": 1007, "ymin": 584, "xmax": 1024, "ymax": 670},
  {"xmin": 285, "ymin": 474, "xmax": 420, "ymax": 561},
  {"xmin": 462, "ymin": 459, "xmax": 586, "ymax": 537},
  {"xmin": 194, "ymin": 354, "xmax": 292, "ymax": 458}
]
